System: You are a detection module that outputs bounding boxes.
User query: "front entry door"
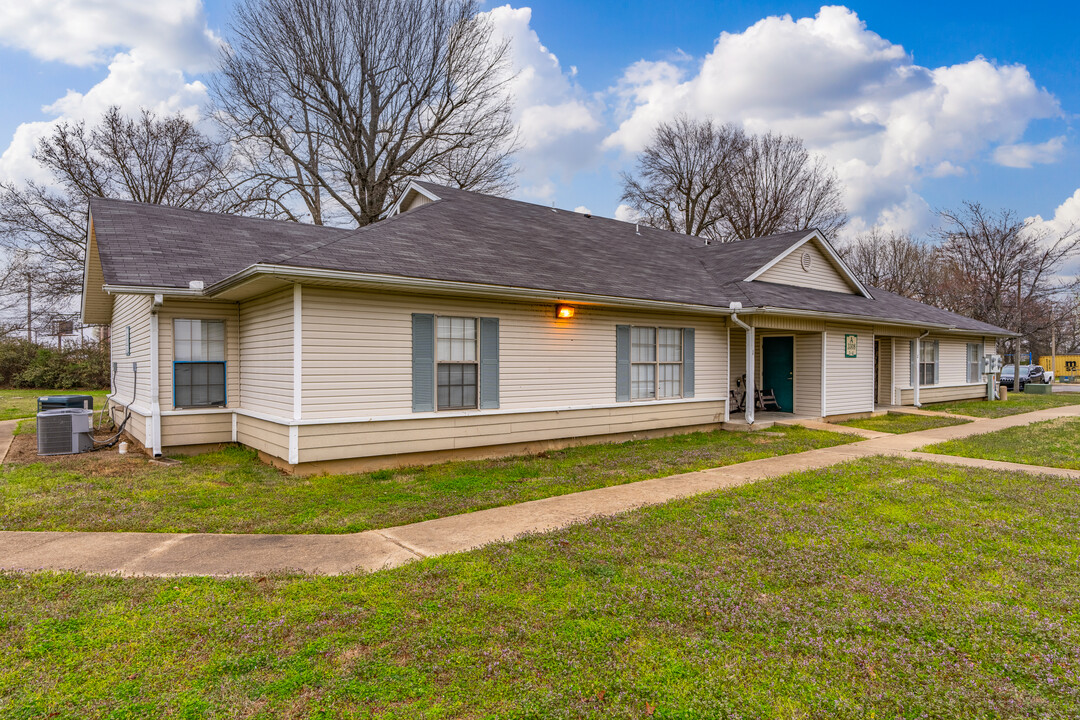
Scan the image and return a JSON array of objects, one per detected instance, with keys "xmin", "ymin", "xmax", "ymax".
[{"xmin": 762, "ymin": 336, "xmax": 794, "ymax": 413}]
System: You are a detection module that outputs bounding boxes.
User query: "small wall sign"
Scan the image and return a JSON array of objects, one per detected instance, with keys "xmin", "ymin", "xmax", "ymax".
[{"xmin": 845, "ymin": 334, "xmax": 858, "ymax": 358}]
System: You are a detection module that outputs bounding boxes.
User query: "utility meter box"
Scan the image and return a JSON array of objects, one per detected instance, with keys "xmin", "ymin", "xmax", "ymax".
[{"xmin": 983, "ymin": 354, "xmax": 1003, "ymax": 374}]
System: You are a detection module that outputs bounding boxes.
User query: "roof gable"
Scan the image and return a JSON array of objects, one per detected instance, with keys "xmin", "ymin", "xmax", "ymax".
[{"xmin": 744, "ymin": 231, "xmax": 870, "ymax": 298}]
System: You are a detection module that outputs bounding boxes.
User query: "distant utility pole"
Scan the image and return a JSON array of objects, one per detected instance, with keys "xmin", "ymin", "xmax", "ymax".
[
  {"xmin": 24, "ymin": 269, "xmax": 32, "ymax": 343},
  {"xmin": 1016, "ymin": 269, "xmax": 1023, "ymax": 384}
]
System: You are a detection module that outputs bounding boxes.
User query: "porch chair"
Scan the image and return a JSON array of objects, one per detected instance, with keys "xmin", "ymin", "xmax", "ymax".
[
  {"xmin": 756, "ymin": 388, "xmax": 782, "ymax": 412},
  {"xmin": 729, "ymin": 389, "xmax": 745, "ymax": 412}
]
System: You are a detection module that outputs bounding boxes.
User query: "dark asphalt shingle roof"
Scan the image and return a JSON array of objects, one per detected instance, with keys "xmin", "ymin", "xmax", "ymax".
[{"xmin": 87, "ymin": 183, "xmax": 1011, "ymax": 335}]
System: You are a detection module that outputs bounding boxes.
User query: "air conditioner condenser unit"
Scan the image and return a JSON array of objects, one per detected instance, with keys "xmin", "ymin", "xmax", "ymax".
[{"xmin": 37, "ymin": 408, "xmax": 95, "ymax": 456}]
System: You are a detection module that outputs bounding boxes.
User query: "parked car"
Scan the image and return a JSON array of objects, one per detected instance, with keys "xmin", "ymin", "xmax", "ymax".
[{"xmin": 1001, "ymin": 364, "xmax": 1047, "ymax": 391}]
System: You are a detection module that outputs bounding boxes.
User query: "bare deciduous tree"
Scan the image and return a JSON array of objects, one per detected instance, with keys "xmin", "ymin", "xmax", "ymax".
[
  {"xmin": 935, "ymin": 202, "xmax": 1080, "ymax": 348},
  {"xmin": 621, "ymin": 117, "xmax": 847, "ymax": 243},
  {"xmin": 619, "ymin": 116, "xmax": 747, "ymax": 242},
  {"xmin": 839, "ymin": 228, "xmax": 938, "ymax": 300},
  {"xmin": 214, "ymin": 0, "xmax": 519, "ymax": 226},
  {"xmin": 0, "ymin": 107, "xmax": 244, "ymax": 301}
]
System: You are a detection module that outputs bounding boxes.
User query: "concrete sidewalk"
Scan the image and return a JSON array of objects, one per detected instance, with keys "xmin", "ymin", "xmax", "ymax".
[{"xmin": 1, "ymin": 403, "xmax": 1078, "ymax": 577}]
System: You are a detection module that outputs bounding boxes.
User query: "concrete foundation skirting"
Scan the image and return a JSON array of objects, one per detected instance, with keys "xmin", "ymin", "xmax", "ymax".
[{"xmin": 263, "ymin": 422, "xmax": 725, "ymax": 476}]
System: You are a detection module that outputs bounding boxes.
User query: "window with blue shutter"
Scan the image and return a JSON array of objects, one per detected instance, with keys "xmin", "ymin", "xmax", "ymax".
[{"xmin": 414, "ymin": 314, "xmax": 500, "ymax": 412}]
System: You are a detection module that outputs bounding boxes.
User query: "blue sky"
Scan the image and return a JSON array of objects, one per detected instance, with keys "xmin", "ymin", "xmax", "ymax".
[{"xmin": 0, "ymin": 1, "xmax": 1077, "ymax": 238}]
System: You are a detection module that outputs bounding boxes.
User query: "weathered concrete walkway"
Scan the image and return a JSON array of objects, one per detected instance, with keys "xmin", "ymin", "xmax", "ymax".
[{"xmin": 1, "ymin": 404, "xmax": 1078, "ymax": 577}]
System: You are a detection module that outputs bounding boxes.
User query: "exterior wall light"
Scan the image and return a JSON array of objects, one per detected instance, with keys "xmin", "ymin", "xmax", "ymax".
[{"xmin": 556, "ymin": 304, "xmax": 575, "ymax": 319}]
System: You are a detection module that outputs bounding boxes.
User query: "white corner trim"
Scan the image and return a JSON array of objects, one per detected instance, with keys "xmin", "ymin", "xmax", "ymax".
[
  {"xmin": 288, "ymin": 424, "xmax": 299, "ymax": 465},
  {"xmin": 231, "ymin": 412, "xmax": 238, "ymax": 442},
  {"xmin": 743, "ymin": 230, "xmax": 873, "ymax": 299},
  {"xmin": 869, "ymin": 333, "xmax": 876, "ymax": 412},
  {"xmin": 821, "ymin": 330, "xmax": 828, "ymax": 417},
  {"xmin": 890, "ymin": 337, "xmax": 897, "ymax": 405},
  {"xmin": 293, "ymin": 284, "xmax": 302, "ymax": 420},
  {"xmin": 148, "ymin": 312, "xmax": 162, "ymax": 457}
]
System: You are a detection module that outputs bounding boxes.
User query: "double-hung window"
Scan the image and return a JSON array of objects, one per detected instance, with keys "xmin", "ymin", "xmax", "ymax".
[
  {"xmin": 436, "ymin": 316, "xmax": 477, "ymax": 410},
  {"xmin": 630, "ymin": 327, "xmax": 683, "ymax": 400},
  {"xmin": 918, "ymin": 339, "xmax": 937, "ymax": 386},
  {"xmin": 966, "ymin": 343, "xmax": 982, "ymax": 383},
  {"xmin": 173, "ymin": 319, "xmax": 226, "ymax": 407}
]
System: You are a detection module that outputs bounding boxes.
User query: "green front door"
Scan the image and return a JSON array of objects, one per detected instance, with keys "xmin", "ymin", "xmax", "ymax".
[{"xmin": 762, "ymin": 336, "xmax": 794, "ymax": 413}]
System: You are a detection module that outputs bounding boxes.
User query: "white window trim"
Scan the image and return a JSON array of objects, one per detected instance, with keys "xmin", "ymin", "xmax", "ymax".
[
  {"xmin": 630, "ymin": 326, "xmax": 684, "ymax": 401},
  {"xmin": 172, "ymin": 318, "xmax": 227, "ymax": 409},
  {"xmin": 435, "ymin": 315, "xmax": 479, "ymax": 411}
]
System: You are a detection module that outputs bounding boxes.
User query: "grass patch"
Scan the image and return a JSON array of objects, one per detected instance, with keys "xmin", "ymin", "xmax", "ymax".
[
  {"xmin": 2, "ymin": 456, "xmax": 1079, "ymax": 717},
  {"xmin": 0, "ymin": 426, "xmax": 853, "ymax": 534},
  {"xmin": 923, "ymin": 415, "xmax": 1080, "ymax": 470},
  {"xmin": 925, "ymin": 391, "xmax": 1080, "ymax": 418},
  {"xmin": 0, "ymin": 388, "xmax": 107, "ymax": 422},
  {"xmin": 837, "ymin": 411, "xmax": 971, "ymax": 434}
]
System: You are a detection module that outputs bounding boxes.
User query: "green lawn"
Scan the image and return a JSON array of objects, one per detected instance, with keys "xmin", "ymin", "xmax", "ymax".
[
  {"xmin": 923, "ymin": 415, "xmax": 1080, "ymax": 470},
  {"xmin": 0, "ymin": 388, "xmax": 108, "ymax": 422},
  {"xmin": 924, "ymin": 391, "xmax": 1080, "ymax": 418},
  {"xmin": 2, "ymin": 456, "xmax": 1078, "ymax": 718},
  {"xmin": 837, "ymin": 411, "xmax": 971, "ymax": 434},
  {"xmin": 0, "ymin": 426, "xmax": 854, "ymax": 534}
]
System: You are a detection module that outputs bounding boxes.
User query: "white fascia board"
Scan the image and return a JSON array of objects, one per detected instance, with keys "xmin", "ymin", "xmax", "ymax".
[
  {"xmin": 389, "ymin": 181, "xmax": 442, "ymax": 216},
  {"xmin": 744, "ymin": 230, "xmax": 874, "ymax": 299}
]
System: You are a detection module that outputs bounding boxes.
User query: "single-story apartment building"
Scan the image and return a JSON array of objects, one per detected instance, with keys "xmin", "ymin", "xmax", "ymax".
[{"xmin": 81, "ymin": 181, "xmax": 1010, "ymax": 473}]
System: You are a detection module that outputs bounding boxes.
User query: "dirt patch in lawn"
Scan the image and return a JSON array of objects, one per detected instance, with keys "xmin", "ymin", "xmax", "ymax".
[{"xmin": 5, "ymin": 429, "xmax": 150, "ymax": 469}]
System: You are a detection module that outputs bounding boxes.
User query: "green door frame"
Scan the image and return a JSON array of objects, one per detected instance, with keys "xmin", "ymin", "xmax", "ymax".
[{"xmin": 761, "ymin": 335, "xmax": 795, "ymax": 413}]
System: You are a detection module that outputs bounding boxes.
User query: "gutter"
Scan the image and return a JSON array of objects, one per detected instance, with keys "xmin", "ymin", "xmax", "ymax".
[{"xmin": 729, "ymin": 302, "xmax": 755, "ymax": 425}]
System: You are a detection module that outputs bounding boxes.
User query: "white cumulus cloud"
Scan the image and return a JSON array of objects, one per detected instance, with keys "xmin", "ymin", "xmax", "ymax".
[
  {"xmin": 603, "ymin": 5, "xmax": 1063, "ymax": 233},
  {"xmin": 0, "ymin": 0, "xmax": 221, "ymax": 70},
  {"xmin": 0, "ymin": 0, "xmax": 220, "ymax": 183},
  {"xmin": 993, "ymin": 136, "xmax": 1067, "ymax": 168},
  {"xmin": 483, "ymin": 5, "xmax": 603, "ymax": 201}
]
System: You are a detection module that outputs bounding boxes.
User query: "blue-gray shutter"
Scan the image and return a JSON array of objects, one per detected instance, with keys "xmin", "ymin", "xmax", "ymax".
[
  {"xmin": 479, "ymin": 317, "xmax": 500, "ymax": 409},
  {"xmin": 616, "ymin": 325, "xmax": 631, "ymax": 402},
  {"xmin": 412, "ymin": 313, "xmax": 435, "ymax": 412},
  {"xmin": 933, "ymin": 340, "xmax": 940, "ymax": 385},
  {"xmin": 682, "ymin": 327, "xmax": 695, "ymax": 398}
]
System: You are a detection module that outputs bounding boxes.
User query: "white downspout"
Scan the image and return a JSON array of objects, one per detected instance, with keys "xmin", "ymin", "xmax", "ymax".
[
  {"xmin": 149, "ymin": 294, "xmax": 163, "ymax": 457},
  {"xmin": 729, "ymin": 302, "xmax": 755, "ymax": 425},
  {"xmin": 913, "ymin": 330, "xmax": 929, "ymax": 408}
]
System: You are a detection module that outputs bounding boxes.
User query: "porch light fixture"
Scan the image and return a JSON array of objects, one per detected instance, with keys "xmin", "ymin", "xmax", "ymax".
[{"xmin": 555, "ymin": 304, "xmax": 575, "ymax": 319}]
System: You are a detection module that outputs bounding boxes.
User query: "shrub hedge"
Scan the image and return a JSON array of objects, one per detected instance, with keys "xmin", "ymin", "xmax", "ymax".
[{"xmin": 0, "ymin": 339, "xmax": 110, "ymax": 389}]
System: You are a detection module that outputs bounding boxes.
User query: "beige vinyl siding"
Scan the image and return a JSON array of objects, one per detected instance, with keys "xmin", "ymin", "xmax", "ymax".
[
  {"xmin": 752, "ymin": 315, "xmax": 825, "ymax": 332},
  {"xmin": 239, "ymin": 288, "xmax": 294, "ymax": 416},
  {"xmin": 82, "ymin": 222, "xmax": 112, "ymax": 324},
  {"xmin": 824, "ymin": 324, "xmax": 874, "ymax": 415},
  {"xmin": 161, "ymin": 413, "xmax": 233, "ymax": 447},
  {"xmin": 300, "ymin": 287, "xmax": 727, "ymax": 419},
  {"xmin": 236, "ymin": 414, "xmax": 290, "ymax": 458},
  {"xmin": 729, "ymin": 328, "xmax": 746, "ymax": 395},
  {"xmin": 110, "ymin": 293, "xmax": 152, "ymax": 408},
  {"xmin": 795, "ymin": 333, "xmax": 822, "ymax": 415},
  {"xmin": 402, "ymin": 193, "xmax": 434, "ymax": 212},
  {"xmin": 900, "ymin": 384, "xmax": 985, "ymax": 404},
  {"xmin": 156, "ymin": 300, "xmax": 241, "ymax": 409},
  {"xmin": 297, "ymin": 401, "xmax": 724, "ymax": 463},
  {"xmin": 894, "ymin": 338, "xmax": 911, "ymax": 393},
  {"xmin": 876, "ymin": 338, "xmax": 892, "ymax": 405},
  {"xmin": 756, "ymin": 242, "xmax": 855, "ymax": 294}
]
